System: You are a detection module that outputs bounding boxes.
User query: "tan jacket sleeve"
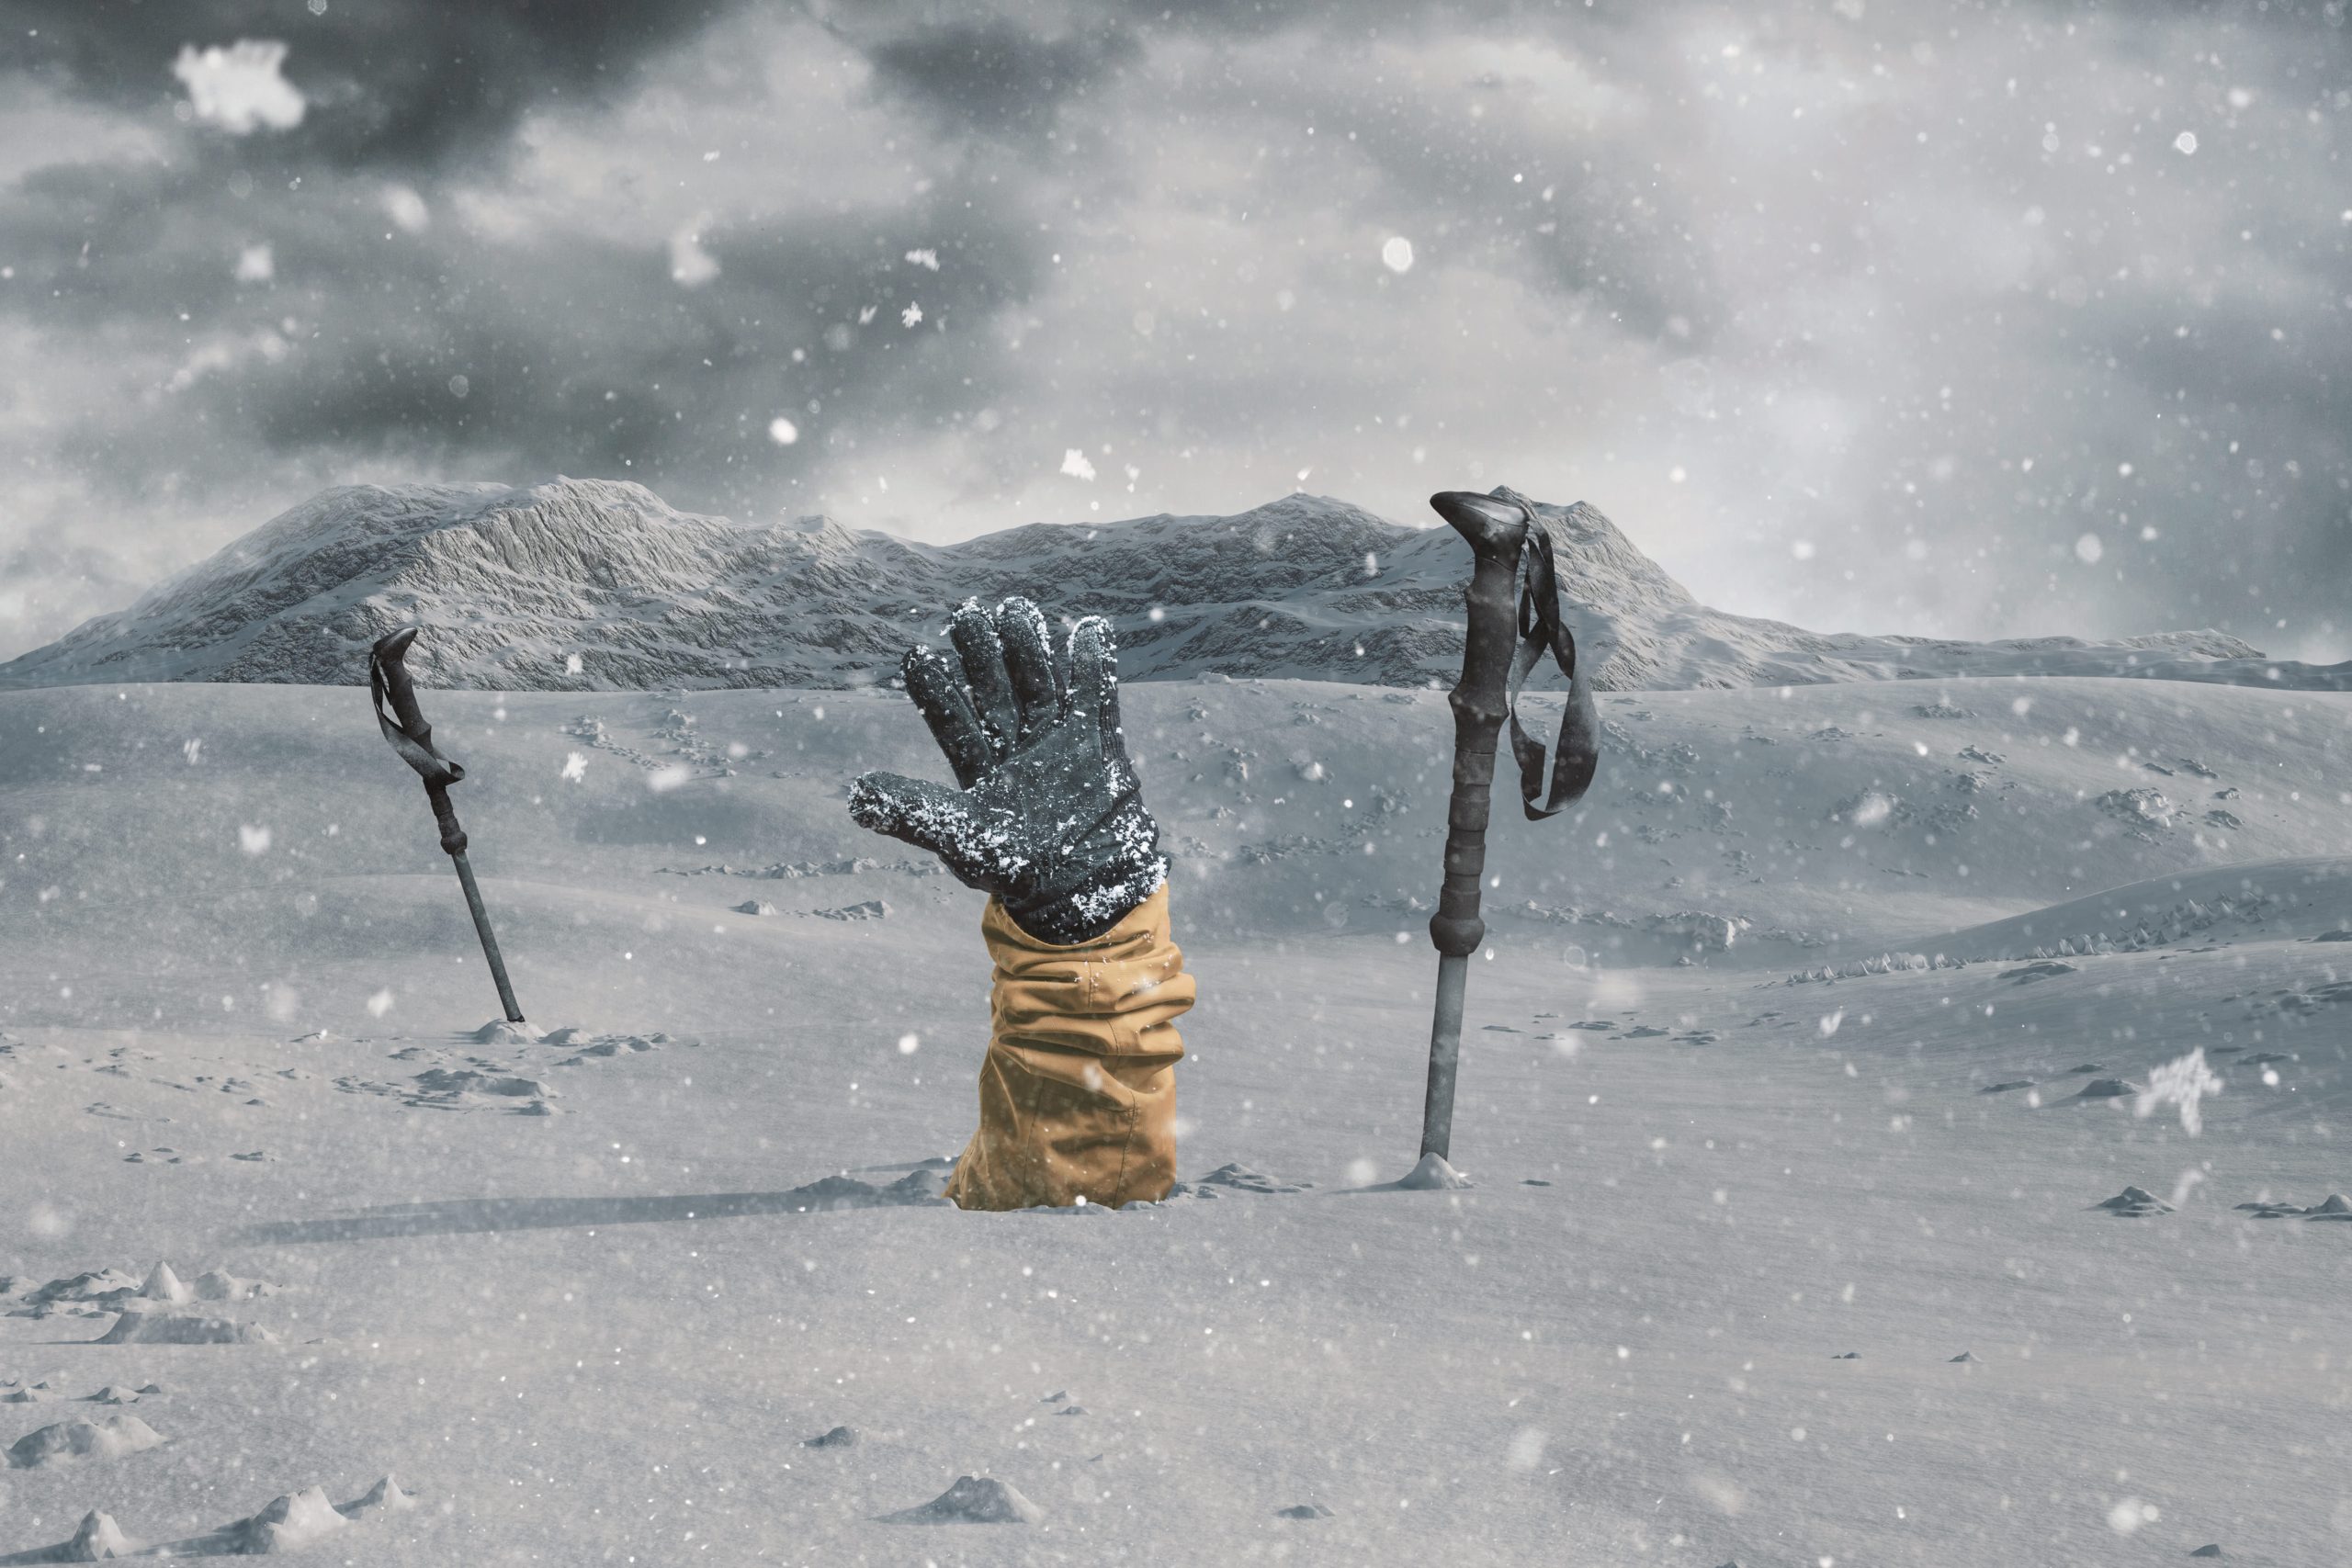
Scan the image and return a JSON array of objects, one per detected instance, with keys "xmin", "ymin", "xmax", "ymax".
[{"xmin": 944, "ymin": 883, "xmax": 1194, "ymax": 1211}]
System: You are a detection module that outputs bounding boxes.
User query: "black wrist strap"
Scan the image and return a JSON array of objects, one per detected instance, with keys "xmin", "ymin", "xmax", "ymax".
[{"xmin": 1500, "ymin": 502, "xmax": 1602, "ymax": 820}]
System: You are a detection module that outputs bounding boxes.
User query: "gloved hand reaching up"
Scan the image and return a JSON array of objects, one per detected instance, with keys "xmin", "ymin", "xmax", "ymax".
[{"xmin": 848, "ymin": 595, "xmax": 1167, "ymax": 945}]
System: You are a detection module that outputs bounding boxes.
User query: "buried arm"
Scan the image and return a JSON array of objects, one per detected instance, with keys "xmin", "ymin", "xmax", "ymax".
[{"xmin": 848, "ymin": 596, "xmax": 1193, "ymax": 1209}]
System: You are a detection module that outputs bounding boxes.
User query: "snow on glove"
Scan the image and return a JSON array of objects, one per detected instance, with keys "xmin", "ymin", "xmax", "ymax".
[{"xmin": 848, "ymin": 596, "xmax": 1168, "ymax": 946}]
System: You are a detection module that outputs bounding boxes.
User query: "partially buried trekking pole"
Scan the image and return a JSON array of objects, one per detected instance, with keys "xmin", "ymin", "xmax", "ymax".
[
  {"xmin": 368, "ymin": 627, "xmax": 525, "ymax": 1022},
  {"xmin": 1410, "ymin": 489, "xmax": 1600, "ymax": 1183}
]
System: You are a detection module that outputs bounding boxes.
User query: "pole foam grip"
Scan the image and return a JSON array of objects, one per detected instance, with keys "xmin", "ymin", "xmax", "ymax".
[{"xmin": 426, "ymin": 782, "xmax": 468, "ymax": 856}]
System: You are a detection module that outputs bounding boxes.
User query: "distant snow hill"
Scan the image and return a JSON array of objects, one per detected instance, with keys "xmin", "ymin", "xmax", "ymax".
[{"xmin": 4, "ymin": 476, "xmax": 2337, "ymax": 694}]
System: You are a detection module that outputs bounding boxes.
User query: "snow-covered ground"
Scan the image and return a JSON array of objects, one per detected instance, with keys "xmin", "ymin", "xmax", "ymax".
[{"xmin": 2, "ymin": 675, "xmax": 2348, "ymax": 1564}]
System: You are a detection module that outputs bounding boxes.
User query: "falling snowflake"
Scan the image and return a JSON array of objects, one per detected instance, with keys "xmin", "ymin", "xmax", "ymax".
[
  {"xmin": 173, "ymin": 40, "xmax": 306, "ymax": 134},
  {"xmin": 767, "ymin": 416, "xmax": 798, "ymax": 446},
  {"xmin": 1060, "ymin": 449, "xmax": 1097, "ymax": 481},
  {"xmin": 904, "ymin": 248, "xmax": 940, "ymax": 270},
  {"xmin": 367, "ymin": 988, "xmax": 394, "ymax": 1019},
  {"xmin": 239, "ymin": 824, "xmax": 272, "ymax": 855},
  {"xmin": 669, "ymin": 226, "xmax": 718, "ymax": 288},
  {"xmin": 382, "ymin": 184, "xmax": 430, "ymax": 234},
  {"xmin": 2134, "ymin": 1047, "xmax": 2223, "ymax": 1134},
  {"xmin": 901, "ymin": 302, "xmax": 923, "ymax": 327},
  {"xmin": 561, "ymin": 752, "xmax": 588, "ymax": 783},
  {"xmin": 857, "ymin": 305, "xmax": 878, "ymax": 325},
  {"xmin": 1381, "ymin": 236, "xmax": 1415, "ymax": 273}
]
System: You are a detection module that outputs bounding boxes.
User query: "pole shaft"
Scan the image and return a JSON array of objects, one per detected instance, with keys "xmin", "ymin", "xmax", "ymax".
[
  {"xmin": 450, "ymin": 851, "xmax": 525, "ymax": 1023},
  {"xmin": 1420, "ymin": 953, "xmax": 1470, "ymax": 1160},
  {"xmin": 1419, "ymin": 502, "xmax": 1528, "ymax": 1161}
]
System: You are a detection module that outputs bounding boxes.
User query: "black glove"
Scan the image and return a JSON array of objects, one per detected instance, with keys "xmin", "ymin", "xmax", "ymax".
[{"xmin": 849, "ymin": 596, "xmax": 1168, "ymax": 945}]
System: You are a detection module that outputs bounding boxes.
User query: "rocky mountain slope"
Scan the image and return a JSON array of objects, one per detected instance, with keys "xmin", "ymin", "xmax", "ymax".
[{"xmin": 0, "ymin": 476, "xmax": 2310, "ymax": 693}]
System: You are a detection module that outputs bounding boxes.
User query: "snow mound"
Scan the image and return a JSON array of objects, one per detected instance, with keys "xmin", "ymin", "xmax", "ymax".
[
  {"xmin": 1275, "ymin": 1502, "xmax": 1335, "ymax": 1518},
  {"xmin": 343, "ymin": 1474, "xmax": 419, "ymax": 1517},
  {"xmin": 1192, "ymin": 1162, "xmax": 1315, "ymax": 1195},
  {"xmin": 556, "ymin": 1033, "xmax": 662, "ymax": 1064},
  {"xmin": 1395, "ymin": 1152, "xmax": 1474, "ymax": 1190},
  {"xmin": 2092, "ymin": 1186, "xmax": 2174, "ymax": 1217},
  {"xmin": 469, "ymin": 1019, "xmax": 543, "ymax": 1045},
  {"xmin": 239, "ymin": 1485, "xmax": 348, "ymax": 1552},
  {"xmin": 96, "ymin": 1311, "xmax": 277, "ymax": 1345},
  {"xmin": 812, "ymin": 899, "xmax": 890, "ymax": 921},
  {"xmin": 0, "ymin": 476, "xmax": 2285, "ymax": 694},
  {"xmin": 62, "ymin": 1508, "xmax": 139, "ymax": 1559},
  {"xmin": 785, "ymin": 1168, "xmax": 950, "ymax": 1210},
  {"xmin": 2096, "ymin": 787, "xmax": 2177, "ymax": 836},
  {"xmin": 804, "ymin": 1426, "xmax": 859, "ymax": 1449},
  {"xmin": 139, "ymin": 1261, "xmax": 191, "ymax": 1304},
  {"xmin": 1649, "ymin": 911, "xmax": 1742, "ymax": 952},
  {"xmin": 19, "ymin": 1269, "xmax": 141, "ymax": 1312},
  {"xmin": 2308, "ymin": 1193, "xmax": 2352, "ymax": 1221},
  {"xmin": 411, "ymin": 1067, "xmax": 556, "ymax": 1101},
  {"xmin": 878, "ymin": 1474, "xmax": 1044, "ymax": 1525},
  {"xmin": 6, "ymin": 1414, "xmax": 164, "ymax": 1468},
  {"xmin": 194, "ymin": 1268, "xmax": 269, "ymax": 1302},
  {"xmin": 2068, "ymin": 1077, "xmax": 2142, "ymax": 1101},
  {"xmin": 733, "ymin": 899, "xmax": 779, "ymax": 917}
]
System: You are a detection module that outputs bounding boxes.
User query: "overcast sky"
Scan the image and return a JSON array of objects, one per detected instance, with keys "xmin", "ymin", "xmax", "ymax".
[{"xmin": 1, "ymin": 0, "xmax": 2345, "ymax": 663}]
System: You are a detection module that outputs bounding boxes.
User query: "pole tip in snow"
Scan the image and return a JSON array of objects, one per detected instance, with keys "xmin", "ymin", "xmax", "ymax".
[{"xmin": 1396, "ymin": 1152, "xmax": 1474, "ymax": 1190}]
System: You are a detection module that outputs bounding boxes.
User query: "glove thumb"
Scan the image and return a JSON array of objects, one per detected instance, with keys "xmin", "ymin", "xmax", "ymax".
[{"xmin": 847, "ymin": 771, "xmax": 973, "ymax": 863}]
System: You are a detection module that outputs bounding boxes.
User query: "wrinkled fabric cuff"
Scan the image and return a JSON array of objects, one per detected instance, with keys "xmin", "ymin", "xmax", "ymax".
[{"xmin": 944, "ymin": 883, "xmax": 1194, "ymax": 1211}]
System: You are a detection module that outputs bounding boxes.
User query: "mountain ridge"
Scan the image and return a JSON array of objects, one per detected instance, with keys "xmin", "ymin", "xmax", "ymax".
[{"xmin": 4, "ymin": 475, "xmax": 2320, "ymax": 694}]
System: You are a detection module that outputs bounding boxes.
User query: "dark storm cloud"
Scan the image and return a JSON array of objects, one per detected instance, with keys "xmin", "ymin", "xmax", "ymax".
[
  {"xmin": 214, "ymin": 183, "xmax": 1056, "ymax": 486},
  {"xmin": 860, "ymin": 16, "xmax": 1143, "ymax": 140},
  {"xmin": 2, "ymin": 145, "xmax": 1055, "ymax": 506},
  {"xmin": 10, "ymin": 0, "xmax": 738, "ymax": 170}
]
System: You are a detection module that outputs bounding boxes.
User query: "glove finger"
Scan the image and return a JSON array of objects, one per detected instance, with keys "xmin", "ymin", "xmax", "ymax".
[
  {"xmin": 847, "ymin": 771, "xmax": 974, "ymax": 862},
  {"xmin": 901, "ymin": 645, "xmax": 991, "ymax": 787},
  {"xmin": 993, "ymin": 596, "xmax": 1061, "ymax": 744},
  {"xmin": 947, "ymin": 597, "xmax": 1019, "ymax": 760},
  {"xmin": 1064, "ymin": 615, "xmax": 1120, "ymax": 760}
]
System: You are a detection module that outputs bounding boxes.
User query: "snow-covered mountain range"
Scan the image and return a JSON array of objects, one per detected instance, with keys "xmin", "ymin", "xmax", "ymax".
[{"xmin": 4, "ymin": 476, "xmax": 2334, "ymax": 693}]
